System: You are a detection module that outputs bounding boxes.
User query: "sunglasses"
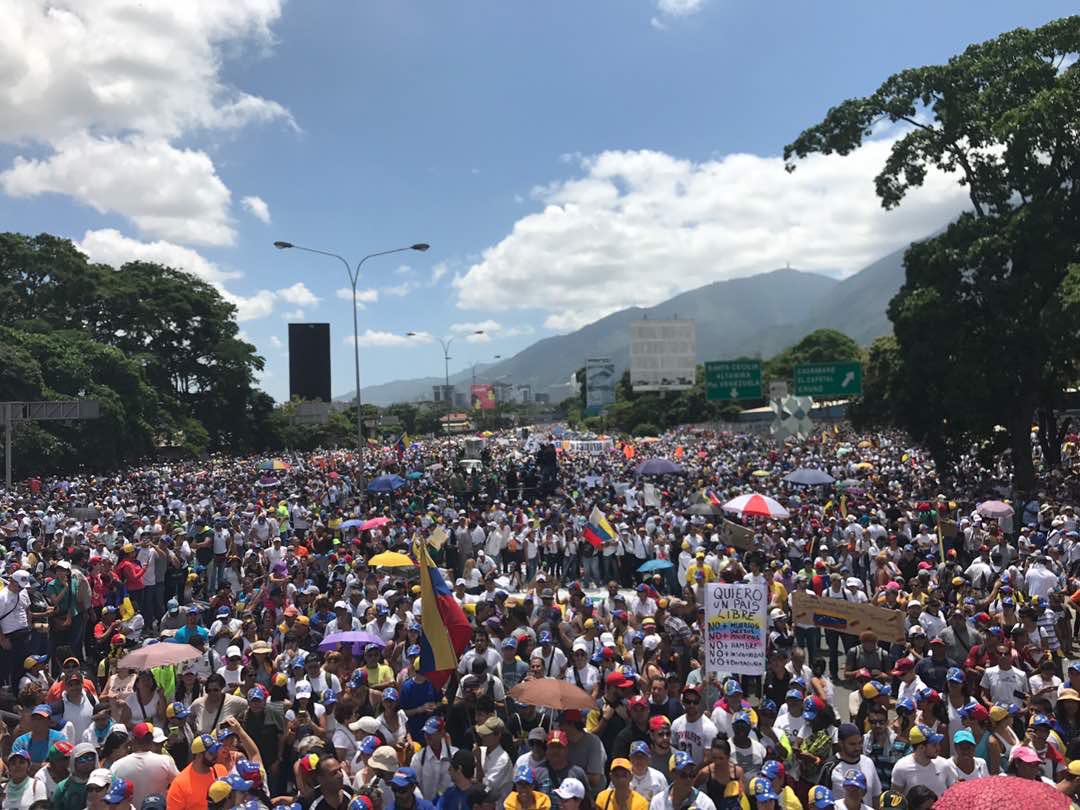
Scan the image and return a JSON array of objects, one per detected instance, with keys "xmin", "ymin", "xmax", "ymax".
[
  {"xmin": 682, "ymin": 698, "xmax": 700, "ymax": 705},
  {"xmin": 88, "ymin": 785, "xmax": 108, "ymax": 793}
]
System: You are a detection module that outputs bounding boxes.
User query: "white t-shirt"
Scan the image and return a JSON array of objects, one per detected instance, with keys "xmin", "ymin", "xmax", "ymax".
[
  {"xmin": 670, "ymin": 714, "xmax": 718, "ymax": 765},
  {"xmin": 631, "ymin": 767, "xmax": 669, "ymax": 801},
  {"xmin": 890, "ymin": 754, "xmax": 958, "ymax": 796},
  {"xmin": 979, "ymin": 666, "xmax": 1030, "ymax": 705},
  {"xmin": 951, "ymin": 757, "xmax": 990, "ymax": 782},
  {"xmin": 111, "ymin": 751, "xmax": 180, "ymax": 809},
  {"xmin": 827, "ymin": 756, "xmax": 882, "ymax": 804},
  {"xmin": 730, "ymin": 738, "xmax": 766, "ymax": 784},
  {"xmin": 649, "ymin": 788, "xmax": 717, "ymax": 810},
  {"xmin": 60, "ymin": 693, "xmax": 96, "ymax": 741}
]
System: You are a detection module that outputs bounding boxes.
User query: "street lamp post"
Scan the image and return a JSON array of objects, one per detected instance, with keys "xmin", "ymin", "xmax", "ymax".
[
  {"xmin": 274, "ymin": 240, "xmax": 429, "ymax": 464},
  {"xmin": 407, "ymin": 331, "xmax": 483, "ymax": 430}
]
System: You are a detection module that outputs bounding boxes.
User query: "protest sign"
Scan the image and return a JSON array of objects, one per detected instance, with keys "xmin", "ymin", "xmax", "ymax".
[
  {"xmin": 643, "ymin": 483, "xmax": 661, "ymax": 507},
  {"xmin": 719, "ymin": 518, "xmax": 755, "ymax": 551},
  {"xmin": 428, "ymin": 526, "xmax": 448, "ymax": 550},
  {"xmin": 791, "ymin": 591, "xmax": 906, "ymax": 644},
  {"xmin": 704, "ymin": 583, "xmax": 768, "ymax": 677}
]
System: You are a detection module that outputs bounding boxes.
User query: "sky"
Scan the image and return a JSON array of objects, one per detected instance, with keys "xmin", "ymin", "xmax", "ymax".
[{"xmin": 1, "ymin": 1, "xmax": 1074, "ymax": 401}]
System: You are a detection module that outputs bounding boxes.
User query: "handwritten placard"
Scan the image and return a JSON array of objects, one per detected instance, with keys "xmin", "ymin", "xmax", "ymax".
[{"xmin": 705, "ymin": 583, "xmax": 768, "ymax": 677}]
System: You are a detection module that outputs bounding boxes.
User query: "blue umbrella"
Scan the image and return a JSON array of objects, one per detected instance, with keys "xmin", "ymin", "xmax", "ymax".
[
  {"xmin": 634, "ymin": 459, "xmax": 684, "ymax": 476},
  {"xmin": 638, "ymin": 559, "xmax": 674, "ymax": 573},
  {"xmin": 338, "ymin": 519, "xmax": 364, "ymax": 529},
  {"xmin": 367, "ymin": 474, "xmax": 407, "ymax": 493},
  {"xmin": 406, "ymin": 471, "xmax": 424, "ymax": 480},
  {"xmin": 783, "ymin": 468, "xmax": 835, "ymax": 486}
]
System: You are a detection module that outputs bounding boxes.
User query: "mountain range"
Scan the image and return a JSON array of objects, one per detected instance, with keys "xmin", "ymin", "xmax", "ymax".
[{"xmin": 341, "ymin": 243, "xmax": 908, "ymax": 406}]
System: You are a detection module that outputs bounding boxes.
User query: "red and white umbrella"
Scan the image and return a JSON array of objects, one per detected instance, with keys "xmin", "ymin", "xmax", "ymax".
[
  {"xmin": 976, "ymin": 500, "xmax": 1014, "ymax": 519},
  {"xmin": 722, "ymin": 493, "xmax": 790, "ymax": 519}
]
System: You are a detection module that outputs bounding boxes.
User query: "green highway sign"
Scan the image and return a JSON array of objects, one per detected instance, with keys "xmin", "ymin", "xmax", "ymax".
[
  {"xmin": 793, "ymin": 362, "xmax": 863, "ymax": 397},
  {"xmin": 705, "ymin": 360, "xmax": 763, "ymax": 401}
]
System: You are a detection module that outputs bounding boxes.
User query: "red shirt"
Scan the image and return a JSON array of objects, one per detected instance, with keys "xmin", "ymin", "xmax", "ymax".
[{"xmin": 115, "ymin": 559, "xmax": 144, "ymax": 591}]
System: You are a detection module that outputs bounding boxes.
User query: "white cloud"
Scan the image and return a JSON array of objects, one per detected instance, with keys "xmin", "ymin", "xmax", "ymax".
[
  {"xmin": 0, "ymin": 1, "xmax": 292, "ymax": 248},
  {"xmin": 455, "ymin": 136, "xmax": 971, "ymax": 331},
  {"xmin": 281, "ymin": 308, "xmax": 305, "ymax": 321},
  {"xmin": 275, "ymin": 281, "xmax": 320, "ymax": 308},
  {"xmin": 656, "ymin": 0, "xmax": 706, "ymax": 14},
  {"xmin": 431, "ymin": 262, "xmax": 449, "ymax": 284},
  {"xmin": 346, "ymin": 330, "xmax": 432, "ymax": 348},
  {"xmin": 335, "ymin": 287, "xmax": 379, "ymax": 308},
  {"xmin": 2, "ymin": 135, "xmax": 234, "ymax": 245},
  {"xmin": 394, "ymin": 264, "xmax": 413, "ymax": 276},
  {"xmin": 450, "ymin": 320, "xmax": 536, "ymax": 343},
  {"xmin": 269, "ymin": 336, "xmax": 283, "ymax": 350},
  {"xmin": 241, "ymin": 195, "xmax": 271, "ymax": 224},
  {"xmin": 76, "ymin": 227, "xmax": 276, "ymax": 322},
  {"xmin": 383, "ymin": 281, "xmax": 419, "ymax": 297}
]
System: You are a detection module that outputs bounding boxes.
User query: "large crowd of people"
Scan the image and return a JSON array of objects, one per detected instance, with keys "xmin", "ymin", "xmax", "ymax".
[{"xmin": 1, "ymin": 424, "xmax": 1079, "ymax": 810}]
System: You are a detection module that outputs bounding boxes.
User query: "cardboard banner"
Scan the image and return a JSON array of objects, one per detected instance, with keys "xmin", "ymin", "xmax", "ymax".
[
  {"xmin": 643, "ymin": 483, "xmax": 661, "ymax": 507},
  {"xmin": 791, "ymin": 591, "xmax": 906, "ymax": 644},
  {"xmin": 428, "ymin": 526, "xmax": 448, "ymax": 551},
  {"xmin": 705, "ymin": 583, "xmax": 768, "ymax": 677},
  {"xmin": 719, "ymin": 519, "xmax": 755, "ymax": 551}
]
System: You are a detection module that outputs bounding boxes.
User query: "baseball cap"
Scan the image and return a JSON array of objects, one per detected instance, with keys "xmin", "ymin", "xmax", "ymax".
[
  {"xmin": 630, "ymin": 741, "xmax": 650, "ymax": 757},
  {"xmin": 908, "ymin": 724, "xmax": 943, "ymax": 745},
  {"xmin": 841, "ymin": 769, "xmax": 867, "ymax": 791},
  {"xmin": 166, "ymin": 702, "xmax": 190, "ymax": 720},
  {"xmin": 749, "ymin": 777, "xmax": 779, "ymax": 803},
  {"xmin": 946, "ymin": 667, "xmax": 965, "ymax": 684},
  {"xmin": 959, "ymin": 702, "xmax": 989, "ymax": 723},
  {"xmin": 553, "ymin": 779, "xmax": 586, "ymax": 801},
  {"xmin": 48, "ymin": 741, "xmax": 74, "ymax": 760},
  {"xmin": 760, "ymin": 760, "xmax": 784, "ymax": 780},
  {"xmin": 191, "ymin": 733, "xmax": 222, "ymax": 755},
  {"xmin": 609, "ymin": 758, "xmax": 632, "ymax": 774},
  {"xmin": 672, "ymin": 751, "xmax": 695, "ymax": 772},
  {"xmin": 1010, "ymin": 745, "xmax": 1041, "ymax": 764},
  {"xmin": 890, "ymin": 657, "xmax": 914, "ymax": 676},
  {"xmin": 648, "ymin": 716, "xmax": 670, "ymax": 732},
  {"xmin": 953, "ymin": 729, "xmax": 976, "ymax": 746},
  {"xmin": 807, "ymin": 786, "xmax": 835, "ymax": 809},
  {"xmin": 513, "ymin": 765, "xmax": 535, "ymax": 785},
  {"xmin": 390, "ymin": 767, "xmax": 418, "ymax": 789},
  {"xmin": 105, "ymin": 778, "xmax": 134, "ymax": 805},
  {"xmin": 22, "ymin": 654, "xmax": 48, "ymax": 669},
  {"xmin": 803, "ymin": 696, "xmax": 825, "ymax": 720},
  {"xmin": 31, "ymin": 704, "xmax": 51, "ymax": 718},
  {"xmin": 87, "ymin": 769, "xmax": 113, "ymax": 788},
  {"xmin": 547, "ymin": 730, "xmax": 569, "ymax": 747},
  {"xmin": 879, "ymin": 790, "xmax": 908, "ymax": 809},
  {"xmin": 476, "ymin": 716, "xmax": 504, "ymax": 736},
  {"xmin": 132, "ymin": 722, "xmax": 154, "ymax": 739}
]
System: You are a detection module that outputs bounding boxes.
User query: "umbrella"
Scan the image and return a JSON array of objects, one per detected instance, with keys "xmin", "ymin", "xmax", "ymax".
[
  {"xmin": 723, "ymin": 493, "xmax": 790, "ymax": 519},
  {"xmin": 977, "ymin": 500, "xmax": 1014, "ymax": 518},
  {"xmin": 638, "ymin": 559, "xmax": 674, "ymax": 573},
  {"xmin": 258, "ymin": 459, "xmax": 291, "ymax": 471},
  {"xmin": 406, "ymin": 471, "xmax": 424, "ymax": 480},
  {"xmin": 367, "ymin": 551, "xmax": 415, "ymax": 568},
  {"xmin": 256, "ymin": 477, "xmax": 280, "ymax": 488},
  {"xmin": 854, "ymin": 462, "xmax": 874, "ymax": 470},
  {"xmin": 634, "ymin": 459, "xmax": 684, "ymax": 476},
  {"xmin": 783, "ymin": 468, "xmax": 835, "ymax": 486},
  {"xmin": 319, "ymin": 631, "xmax": 388, "ymax": 655},
  {"xmin": 509, "ymin": 678, "xmax": 597, "ymax": 711},
  {"xmin": 367, "ymin": 474, "xmax": 407, "ymax": 493},
  {"xmin": 328, "ymin": 471, "xmax": 341, "ymax": 479},
  {"xmin": 933, "ymin": 775, "xmax": 1069, "ymax": 810},
  {"xmin": 836, "ymin": 479, "xmax": 862, "ymax": 489},
  {"xmin": 118, "ymin": 643, "xmax": 201, "ymax": 671},
  {"xmin": 857, "ymin": 440, "xmax": 873, "ymax": 449},
  {"xmin": 685, "ymin": 502, "xmax": 721, "ymax": 516},
  {"xmin": 360, "ymin": 517, "xmax": 391, "ymax": 531},
  {"xmin": 338, "ymin": 519, "xmax": 365, "ymax": 530},
  {"xmin": 751, "ymin": 470, "xmax": 770, "ymax": 478}
]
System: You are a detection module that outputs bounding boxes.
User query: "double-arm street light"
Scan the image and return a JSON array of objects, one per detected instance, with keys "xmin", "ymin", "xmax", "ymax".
[
  {"xmin": 274, "ymin": 240, "xmax": 429, "ymax": 462},
  {"xmin": 406, "ymin": 331, "xmax": 483, "ymax": 423}
]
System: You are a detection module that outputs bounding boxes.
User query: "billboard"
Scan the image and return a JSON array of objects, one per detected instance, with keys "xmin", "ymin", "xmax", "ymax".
[
  {"xmin": 470, "ymin": 383, "xmax": 496, "ymax": 410},
  {"xmin": 585, "ymin": 358, "xmax": 616, "ymax": 416},
  {"xmin": 629, "ymin": 319, "xmax": 696, "ymax": 391}
]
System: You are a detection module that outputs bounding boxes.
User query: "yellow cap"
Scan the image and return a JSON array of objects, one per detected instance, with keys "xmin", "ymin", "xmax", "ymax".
[
  {"xmin": 207, "ymin": 781, "xmax": 233, "ymax": 803},
  {"xmin": 610, "ymin": 758, "xmax": 632, "ymax": 773}
]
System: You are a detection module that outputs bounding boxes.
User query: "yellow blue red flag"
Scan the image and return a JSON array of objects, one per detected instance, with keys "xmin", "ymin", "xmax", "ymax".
[{"xmin": 414, "ymin": 536, "xmax": 471, "ymax": 688}]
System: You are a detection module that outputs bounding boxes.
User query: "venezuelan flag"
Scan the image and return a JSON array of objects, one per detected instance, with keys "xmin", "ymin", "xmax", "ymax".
[
  {"xmin": 582, "ymin": 506, "xmax": 616, "ymax": 550},
  {"xmin": 414, "ymin": 536, "xmax": 471, "ymax": 689},
  {"xmin": 395, "ymin": 432, "xmax": 411, "ymax": 456},
  {"xmin": 703, "ymin": 487, "xmax": 722, "ymax": 507}
]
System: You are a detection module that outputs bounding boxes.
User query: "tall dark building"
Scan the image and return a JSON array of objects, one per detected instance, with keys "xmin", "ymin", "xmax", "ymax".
[{"xmin": 288, "ymin": 323, "xmax": 331, "ymax": 402}]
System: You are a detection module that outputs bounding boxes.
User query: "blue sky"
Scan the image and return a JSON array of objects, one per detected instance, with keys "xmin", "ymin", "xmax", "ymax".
[{"xmin": 1, "ymin": 1, "xmax": 1074, "ymax": 401}]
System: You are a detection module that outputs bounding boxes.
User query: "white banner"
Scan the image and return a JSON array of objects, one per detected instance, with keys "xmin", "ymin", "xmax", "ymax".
[
  {"xmin": 704, "ymin": 583, "xmax": 768, "ymax": 677},
  {"xmin": 629, "ymin": 319, "xmax": 696, "ymax": 391}
]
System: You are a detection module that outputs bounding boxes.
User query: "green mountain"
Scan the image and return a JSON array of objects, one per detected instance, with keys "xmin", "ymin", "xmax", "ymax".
[{"xmin": 346, "ymin": 245, "xmax": 906, "ymax": 406}]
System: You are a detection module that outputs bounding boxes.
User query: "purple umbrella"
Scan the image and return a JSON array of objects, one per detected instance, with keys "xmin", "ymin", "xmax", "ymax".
[
  {"xmin": 319, "ymin": 630, "xmax": 387, "ymax": 655},
  {"xmin": 634, "ymin": 458, "xmax": 684, "ymax": 476}
]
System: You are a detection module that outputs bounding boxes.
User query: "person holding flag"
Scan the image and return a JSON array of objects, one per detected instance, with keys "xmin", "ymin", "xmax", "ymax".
[{"xmin": 413, "ymin": 534, "xmax": 472, "ymax": 691}]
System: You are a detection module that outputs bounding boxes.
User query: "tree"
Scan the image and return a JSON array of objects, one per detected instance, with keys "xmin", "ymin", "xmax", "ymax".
[
  {"xmin": 764, "ymin": 329, "xmax": 863, "ymax": 382},
  {"xmin": 784, "ymin": 16, "xmax": 1080, "ymax": 492}
]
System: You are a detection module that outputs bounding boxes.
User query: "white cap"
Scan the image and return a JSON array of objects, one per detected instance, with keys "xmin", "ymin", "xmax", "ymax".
[
  {"xmin": 643, "ymin": 635, "xmax": 660, "ymax": 652},
  {"xmin": 349, "ymin": 716, "xmax": 380, "ymax": 734},
  {"xmin": 572, "ymin": 639, "xmax": 589, "ymax": 653},
  {"xmin": 455, "ymin": 578, "xmax": 466, "ymax": 586},
  {"xmin": 226, "ymin": 645, "xmax": 242, "ymax": 659},
  {"xmin": 554, "ymin": 778, "xmax": 586, "ymax": 800},
  {"xmin": 151, "ymin": 726, "xmax": 167, "ymax": 744},
  {"xmin": 295, "ymin": 682, "xmax": 313, "ymax": 698},
  {"xmin": 87, "ymin": 768, "xmax": 113, "ymax": 788},
  {"xmin": 9, "ymin": 570, "xmax": 32, "ymax": 587},
  {"xmin": 55, "ymin": 560, "xmax": 72, "ymax": 570},
  {"xmin": 599, "ymin": 632, "xmax": 616, "ymax": 647},
  {"xmin": 334, "ymin": 601, "xmax": 349, "ymax": 610}
]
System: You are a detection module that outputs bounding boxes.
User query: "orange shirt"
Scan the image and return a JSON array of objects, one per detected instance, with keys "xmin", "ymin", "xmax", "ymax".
[{"xmin": 166, "ymin": 762, "xmax": 228, "ymax": 810}]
